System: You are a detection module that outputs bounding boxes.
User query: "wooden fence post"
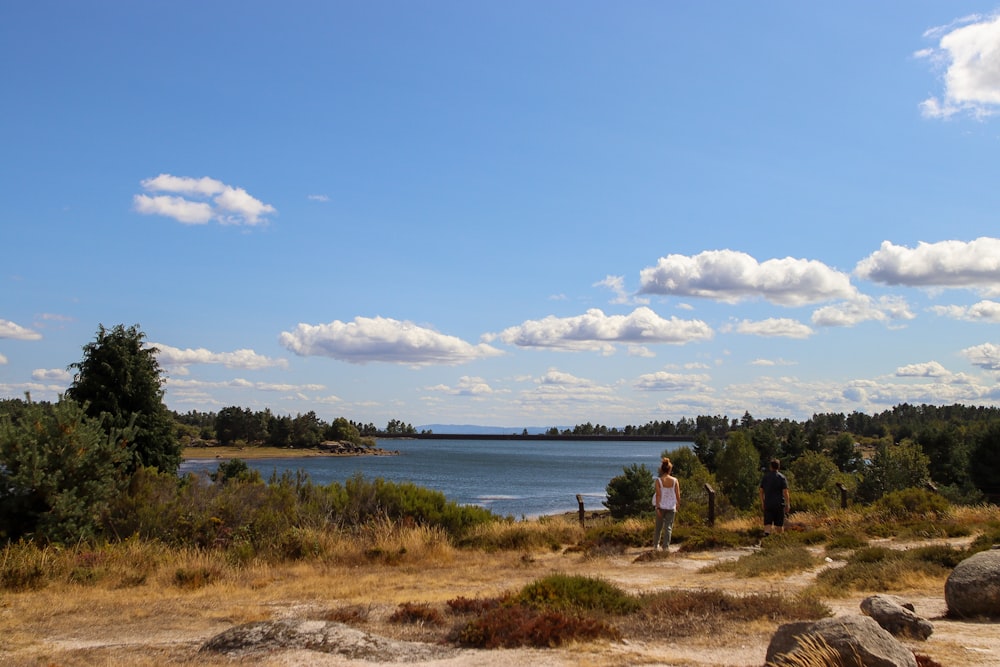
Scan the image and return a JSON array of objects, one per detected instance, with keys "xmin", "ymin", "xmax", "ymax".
[
  {"xmin": 703, "ymin": 483, "xmax": 716, "ymax": 526},
  {"xmin": 576, "ymin": 494, "xmax": 586, "ymax": 528},
  {"xmin": 836, "ymin": 482, "xmax": 848, "ymax": 509}
]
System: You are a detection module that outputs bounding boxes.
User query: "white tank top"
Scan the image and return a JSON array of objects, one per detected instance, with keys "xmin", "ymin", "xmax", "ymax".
[{"xmin": 656, "ymin": 476, "xmax": 678, "ymax": 510}]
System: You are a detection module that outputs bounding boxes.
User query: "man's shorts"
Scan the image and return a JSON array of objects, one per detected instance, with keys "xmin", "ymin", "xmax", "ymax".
[{"xmin": 763, "ymin": 506, "xmax": 785, "ymax": 527}]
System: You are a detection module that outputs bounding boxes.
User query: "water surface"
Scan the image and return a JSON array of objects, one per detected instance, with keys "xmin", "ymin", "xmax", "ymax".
[{"xmin": 181, "ymin": 438, "xmax": 691, "ymax": 518}]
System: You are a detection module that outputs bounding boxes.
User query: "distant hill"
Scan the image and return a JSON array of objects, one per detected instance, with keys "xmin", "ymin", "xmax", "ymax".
[{"xmin": 416, "ymin": 424, "xmax": 558, "ymax": 435}]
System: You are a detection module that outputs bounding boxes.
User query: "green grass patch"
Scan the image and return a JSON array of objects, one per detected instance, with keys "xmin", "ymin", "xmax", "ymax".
[
  {"xmin": 701, "ymin": 540, "xmax": 817, "ymax": 578},
  {"xmin": 515, "ymin": 574, "xmax": 641, "ymax": 615}
]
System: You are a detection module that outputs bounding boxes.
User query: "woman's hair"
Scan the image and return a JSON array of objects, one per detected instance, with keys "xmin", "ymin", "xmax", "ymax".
[{"xmin": 659, "ymin": 457, "xmax": 673, "ymax": 475}]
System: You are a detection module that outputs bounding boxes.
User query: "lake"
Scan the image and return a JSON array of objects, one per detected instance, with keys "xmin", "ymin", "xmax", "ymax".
[{"xmin": 180, "ymin": 438, "xmax": 692, "ymax": 518}]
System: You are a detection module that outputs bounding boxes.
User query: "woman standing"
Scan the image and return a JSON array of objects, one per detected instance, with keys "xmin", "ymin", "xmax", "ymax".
[{"xmin": 653, "ymin": 457, "xmax": 680, "ymax": 552}]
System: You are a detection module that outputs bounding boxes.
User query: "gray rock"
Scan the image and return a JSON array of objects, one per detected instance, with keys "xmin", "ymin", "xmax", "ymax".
[
  {"xmin": 200, "ymin": 619, "xmax": 457, "ymax": 662},
  {"xmin": 945, "ymin": 547, "xmax": 1000, "ymax": 619},
  {"xmin": 766, "ymin": 615, "xmax": 916, "ymax": 667},
  {"xmin": 860, "ymin": 594, "xmax": 933, "ymax": 640}
]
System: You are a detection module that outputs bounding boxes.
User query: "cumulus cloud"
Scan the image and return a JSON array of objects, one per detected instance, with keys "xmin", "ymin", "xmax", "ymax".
[
  {"xmin": 488, "ymin": 307, "xmax": 713, "ymax": 353},
  {"xmin": 166, "ymin": 377, "xmax": 325, "ymax": 392},
  {"xmin": 0, "ymin": 353, "xmax": 7, "ymax": 365},
  {"xmin": 929, "ymin": 300, "xmax": 1000, "ymax": 322},
  {"xmin": 812, "ymin": 295, "xmax": 915, "ymax": 327},
  {"xmin": 638, "ymin": 249, "xmax": 856, "ymax": 306},
  {"xmin": 152, "ymin": 343, "xmax": 289, "ymax": 371},
  {"xmin": 594, "ymin": 275, "xmax": 647, "ymax": 305},
  {"xmin": 751, "ymin": 358, "xmax": 796, "ymax": 367},
  {"xmin": 918, "ymin": 13, "xmax": 1000, "ymax": 119},
  {"xmin": 426, "ymin": 376, "xmax": 494, "ymax": 397},
  {"xmin": 32, "ymin": 368, "xmax": 72, "ymax": 382},
  {"xmin": 634, "ymin": 371, "xmax": 712, "ymax": 392},
  {"xmin": 279, "ymin": 316, "xmax": 503, "ymax": 366},
  {"xmin": 723, "ymin": 318, "xmax": 814, "ymax": 339},
  {"xmin": 896, "ymin": 361, "xmax": 950, "ymax": 378},
  {"xmin": 961, "ymin": 342, "xmax": 1000, "ymax": 370},
  {"xmin": 133, "ymin": 174, "xmax": 276, "ymax": 226},
  {"xmin": 856, "ymin": 238, "xmax": 1000, "ymax": 293},
  {"xmin": 0, "ymin": 319, "xmax": 42, "ymax": 340}
]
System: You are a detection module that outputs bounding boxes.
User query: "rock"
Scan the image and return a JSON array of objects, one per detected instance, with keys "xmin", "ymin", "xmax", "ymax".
[
  {"xmin": 945, "ymin": 547, "xmax": 1000, "ymax": 619},
  {"xmin": 200, "ymin": 619, "xmax": 457, "ymax": 661},
  {"xmin": 860, "ymin": 594, "xmax": 933, "ymax": 640},
  {"xmin": 766, "ymin": 616, "xmax": 916, "ymax": 667}
]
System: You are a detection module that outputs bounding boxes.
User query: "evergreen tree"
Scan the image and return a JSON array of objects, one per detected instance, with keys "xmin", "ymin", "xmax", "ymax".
[
  {"xmin": 715, "ymin": 431, "xmax": 760, "ymax": 510},
  {"xmin": 604, "ymin": 463, "xmax": 654, "ymax": 519},
  {"xmin": 66, "ymin": 324, "xmax": 179, "ymax": 473},
  {"xmin": 0, "ymin": 397, "xmax": 134, "ymax": 543}
]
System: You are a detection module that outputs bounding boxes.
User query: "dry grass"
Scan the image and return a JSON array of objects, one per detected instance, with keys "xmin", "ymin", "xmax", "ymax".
[{"xmin": 5, "ymin": 503, "xmax": 1000, "ymax": 666}]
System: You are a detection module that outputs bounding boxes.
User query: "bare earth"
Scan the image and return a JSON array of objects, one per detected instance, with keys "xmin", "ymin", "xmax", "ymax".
[{"xmin": 3, "ymin": 534, "xmax": 997, "ymax": 667}]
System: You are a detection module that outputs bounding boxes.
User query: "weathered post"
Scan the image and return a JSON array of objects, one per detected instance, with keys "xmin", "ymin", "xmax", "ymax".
[
  {"xmin": 836, "ymin": 482, "xmax": 848, "ymax": 509},
  {"xmin": 576, "ymin": 494, "xmax": 585, "ymax": 528},
  {"xmin": 925, "ymin": 481, "xmax": 938, "ymax": 493},
  {"xmin": 704, "ymin": 483, "xmax": 716, "ymax": 526}
]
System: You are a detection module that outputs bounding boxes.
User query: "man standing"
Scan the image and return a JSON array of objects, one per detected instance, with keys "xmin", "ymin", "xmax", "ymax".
[{"xmin": 759, "ymin": 458, "xmax": 790, "ymax": 536}]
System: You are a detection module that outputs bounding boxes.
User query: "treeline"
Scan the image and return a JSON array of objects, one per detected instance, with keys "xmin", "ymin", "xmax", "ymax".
[{"xmin": 564, "ymin": 404, "xmax": 1000, "ymax": 503}]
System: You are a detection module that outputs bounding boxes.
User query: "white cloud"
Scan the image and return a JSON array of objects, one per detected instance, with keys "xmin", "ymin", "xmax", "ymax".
[
  {"xmin": 751, "ymin": 358, "xmax": 796, "ymax": 367},
  {"xmin": 961, "ymin": 342, "xmax": 1000, "ymax": 370},
  {"xmin": 166, "ymin": 377, "xmax": 325, "ymax": 392},
  {"xmin": 307, "ymin": 194, "xmax": 330, "ymax": 202},
  {"xmin": 918, "ymin": 13, "xmax": 1000, "ymax": 119},
  {"xmin": 929, "ymin": 300, "xmax": 1000, "ymax": 322},
  {"xmin": 279, "ymin": 316, "xmax": 503, "ymax": 366},
  {"xmin": 0, "ymin": 319, "xmax": 42, "ymax": 340},
  {"xmin": 856, "ymin": 238, "xmax": 1000, "ymax": 292},
  {"xmin": 594, "ymin": 275, "xmax": 647, "ymax": 305},
  {"xmin": 634, "ymin": 371, "xmax": 711, "ymax": 392},
  {"xmin": 812, "ymin": 295, "xmax": 915, "ymax": 327},
  {"xmin": 32, "ymin": 368, "xmax": 72, "ymax": 382},
  {"xmin": 488, "ymin": 307, "xmax": 713, "ymax": 353},
  {"xmin": 638, "ymin": 249, "xmax": 856, "ymax": 306},
  {"xmin": 426, "ymin": 376, "xmax": 495, "ymax": 397},
  {"xmin": 0, "ymin": 353, "xmax": 7, "ymax": 365},
  {"xmin": 152, "ymin": 343, "xmax": 288, "ymax": 371},
  {"xmin": 134, "ymin": 174, "xmax": 276, "ymax": 226},
  {"xmin": 724, "ymin": 318, "xmax": 814, "ymax": 339},
  {"xmin": 896, "ymin": 361, "xmax": 950, "ymax": 378}
]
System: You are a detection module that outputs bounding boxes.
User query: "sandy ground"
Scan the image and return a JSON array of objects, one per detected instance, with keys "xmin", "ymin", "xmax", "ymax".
[{"xmin": 3, "ymin": 535, "xmax": 997, "ymax": 667}]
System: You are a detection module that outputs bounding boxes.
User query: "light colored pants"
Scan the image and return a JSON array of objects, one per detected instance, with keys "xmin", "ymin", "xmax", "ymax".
[{"xmin": 654, "ymin": 508, "xmax": 676, "ymax": 549}]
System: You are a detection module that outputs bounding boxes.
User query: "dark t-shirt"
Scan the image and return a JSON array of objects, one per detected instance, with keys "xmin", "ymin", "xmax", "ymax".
[{"xmin": 760, "ymin": 470, "xmax": 788, "ymax": 509}]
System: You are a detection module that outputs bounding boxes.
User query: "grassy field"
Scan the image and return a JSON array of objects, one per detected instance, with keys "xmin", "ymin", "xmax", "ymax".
[{"xmin": 3, "ymin": 504, "xmax": 999, "ymax": 666}]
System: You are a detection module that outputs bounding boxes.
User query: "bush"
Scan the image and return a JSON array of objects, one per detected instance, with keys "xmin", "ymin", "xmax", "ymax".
[
  {"xmin": 873, "ymin": 487, "xmax": 950, "ymax": 519},
  {"xmin": 0, "ymin": 397, "xmax": 135, "ymax": 544},
  {"xmin": 451, "ymin": 605, "xmax": 620, "ymax": 648},
  {"xmin": 515, "ymin": 574, "xmax": 641, "ymax": 615},
  {"xmin": 604, "ymin": 464, "xmax": 654, "ymax": 519}
]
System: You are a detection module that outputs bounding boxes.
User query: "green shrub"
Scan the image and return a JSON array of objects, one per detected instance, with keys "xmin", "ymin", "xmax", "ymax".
[
  {"xmin": 825, "ymin": 533, "xmax": 868, "ymax": 551},
  {"xmin": 702, "ymin": 541, "xmax": 816, "ymax": 577},
  {"xmin": 673, "ymin": 525, "xmax": 751, "ymax": 551},
  {"xmin": 581, "ymin": 519, "xmax": 651, "ymax": 551},
  {"xmin": 515, "ymin": 574, "xmax": 641, "ymax": 615},
  {"xmin": 870, "ymin": 488, "xmax": 950, "ymax": 521},
  {"xmin": 604, "ymin": 464, "xmax": 654, "ymax": 519}
]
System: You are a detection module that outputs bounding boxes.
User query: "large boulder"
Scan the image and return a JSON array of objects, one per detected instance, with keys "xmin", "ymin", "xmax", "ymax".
[
  {"xmin": 201, "ymin": 619, "xmax": 457, "ymax": 661},
  {"xmin": 860, "ymin": 594, "xmax": 933, "ymax": 640},
  {"xmin": 766, "ymin": 616, "xmax": 916, "ymax": 667},
  {"xmin": 945, "ymin": 547, "xmax": 1000, "ymax": 619}
]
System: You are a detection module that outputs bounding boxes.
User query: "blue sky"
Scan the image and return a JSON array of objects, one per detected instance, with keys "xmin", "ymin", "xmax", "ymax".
[{"xmin": 3, "ymin": 2, "xmax": 1000, "ymax": 429}]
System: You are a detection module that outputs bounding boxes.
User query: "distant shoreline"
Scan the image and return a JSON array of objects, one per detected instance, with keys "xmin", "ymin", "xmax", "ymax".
[
  {"xmin": 381, "ymin": 433, "xmax": 694, "ymax": 441},
  {"xmin": 181, "ymin": 445, "xmax": 398, "ymax": 461}
]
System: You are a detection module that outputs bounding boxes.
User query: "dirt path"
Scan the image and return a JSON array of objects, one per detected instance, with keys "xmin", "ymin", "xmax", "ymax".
[{"xmin": 4, "ymin": 538, "xmax": 997, "ymax": 667}]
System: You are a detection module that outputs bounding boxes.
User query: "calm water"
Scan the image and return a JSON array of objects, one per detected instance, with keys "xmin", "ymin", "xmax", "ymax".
[{"xmin": 180, "ymin": 438, "xmax": 691, "ymax": 518}]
